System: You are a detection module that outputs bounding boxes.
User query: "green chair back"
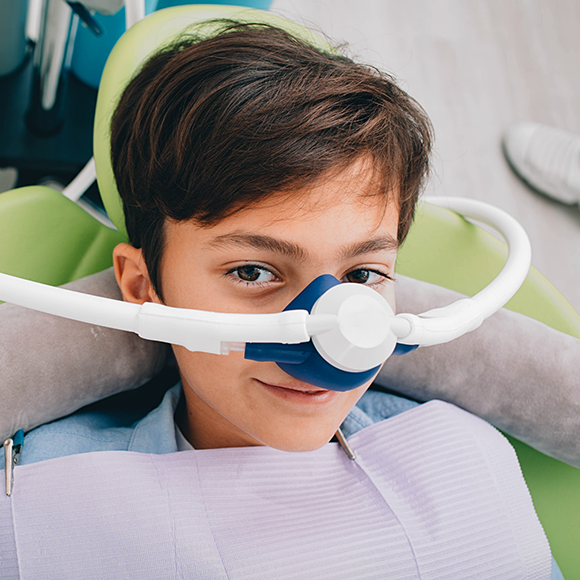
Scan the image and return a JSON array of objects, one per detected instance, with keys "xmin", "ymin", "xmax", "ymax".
[{"xmin": 0, "ymin": 186, "xmax": 125, "ymax": 285}]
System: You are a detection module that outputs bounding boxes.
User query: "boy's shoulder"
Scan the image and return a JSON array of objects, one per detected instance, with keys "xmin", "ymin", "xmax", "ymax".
[
  {"xmin": 17, "ymin": 384, "xmax": 419, "ymax": 466},
  {"xmin": 20, "ymin": 383, "xmax": 182, "ymax": 466}
]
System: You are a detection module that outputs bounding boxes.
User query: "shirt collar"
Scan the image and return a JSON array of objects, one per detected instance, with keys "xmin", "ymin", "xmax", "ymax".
[
  {"xmin": 127, "ymin": 381, "xmax": 375, "ymax": 453},
  {"xmin": 128, "ymin": 382, "xmax": 183, "ymax": 454}
]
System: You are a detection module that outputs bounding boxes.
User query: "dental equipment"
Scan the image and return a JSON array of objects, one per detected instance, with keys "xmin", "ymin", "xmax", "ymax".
[{"xmin": 0, "ymin": 197, "xmax": 531, "ymax": 391}]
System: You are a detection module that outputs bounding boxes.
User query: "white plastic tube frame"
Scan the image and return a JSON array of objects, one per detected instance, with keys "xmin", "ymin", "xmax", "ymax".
[
  {"xmin": 0, "ymin": 198, "xmax": 531, "ymax": 369},
  {"xmin": 61, "ymin": 0, "xmax": 146, "ymax": 205}
]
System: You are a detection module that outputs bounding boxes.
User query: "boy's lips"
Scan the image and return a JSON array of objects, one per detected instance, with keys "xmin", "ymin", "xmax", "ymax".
[{"xmin": 254, "ymin": 379, "xmax": 338, "ymax": 404}]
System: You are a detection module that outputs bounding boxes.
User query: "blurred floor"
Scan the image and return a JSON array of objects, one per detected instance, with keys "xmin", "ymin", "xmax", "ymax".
[{"xmin": 272, "ymin": 0, "xmax": 580, "ymax": 314}]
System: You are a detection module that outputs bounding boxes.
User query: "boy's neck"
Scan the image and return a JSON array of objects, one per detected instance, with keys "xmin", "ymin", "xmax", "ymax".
[{"xmin": 177, "ymin": 377, "xmax": 264, "ymax": 450}]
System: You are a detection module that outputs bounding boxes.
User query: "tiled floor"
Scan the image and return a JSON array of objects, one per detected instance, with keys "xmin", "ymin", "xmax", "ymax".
[{"xmin": 271, "ymin": 0, "xmax": 580, "ymax": 314}]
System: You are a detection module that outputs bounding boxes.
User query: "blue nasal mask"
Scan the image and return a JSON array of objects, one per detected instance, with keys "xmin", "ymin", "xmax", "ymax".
[
  {"xmin": 245, "ymin": 274, "xmax": 411, "ymax": 391},
  {"xmin": 0, "ymin": 198, "xmax": 532, "ymax": 392}
]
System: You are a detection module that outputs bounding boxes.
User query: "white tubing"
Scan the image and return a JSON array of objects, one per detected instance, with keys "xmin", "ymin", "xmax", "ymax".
[
  {"xmin": 74, "ymin": 197, "xmax": 117, "ymax": 230},
  {"xmin": 136, "ymin": 302, "xmax": 313, "ymax": 354},
  {"xmin": 124, "ymin": 0, "xmax": 145, "ymax": 29},
  {"xmin": 62, "ymin": 158, "xmax": 96, "ymax": 202},
  {"xmin": 395, "ymin": 197, "xmax": 532, "ymax": 346},
  {"xmin": 0, "ymin": 197, "xmax": 531, "ymax": 361},
  {"xmin": 0, "ymin": 272, "xmax": 320, "ymax": 353},
  {"xmin": 0, "ymin": 272, "xmax": 140, "ymax": 331}
]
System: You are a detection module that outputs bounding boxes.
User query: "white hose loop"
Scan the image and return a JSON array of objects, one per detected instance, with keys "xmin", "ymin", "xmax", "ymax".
[
  {"xmin": 0, "ymin": 195, "xmax": 530, "ymax": 361},
  {"xmin": 396, "ymin": 197, "xmax": 532, "ymax": 346},
  {"xmin": 0, "ymin": 272, "xmax": 140, "ymax": 331}
]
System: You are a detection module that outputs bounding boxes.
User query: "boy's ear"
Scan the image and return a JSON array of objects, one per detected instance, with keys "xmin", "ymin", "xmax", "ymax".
[{"xmin": 113, "ymin": 243, "xmax": 159, "ymax": 304}]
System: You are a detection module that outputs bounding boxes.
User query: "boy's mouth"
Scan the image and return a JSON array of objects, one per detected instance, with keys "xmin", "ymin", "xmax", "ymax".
[{"xmin": 254, "ymin": 379, "xmax": 338, "ymax": 404}]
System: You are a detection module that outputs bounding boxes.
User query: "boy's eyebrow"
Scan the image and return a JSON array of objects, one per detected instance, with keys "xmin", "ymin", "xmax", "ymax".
[
  {"xmin": 339, "ymin": 236, "xmax": 399, "ymax": 260},
  {"xmin": 207, "ymin": 233, "xmax": 309, "ymax": 261},
  {"xmin": 207, "ymin": 232, "xmax": 398, "ymax": 261}
]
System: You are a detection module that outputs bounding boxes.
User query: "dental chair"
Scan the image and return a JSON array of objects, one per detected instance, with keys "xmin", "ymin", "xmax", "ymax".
[{"xmin": 1, "ymin": 5, "xmax": 579, "ymax": 578}]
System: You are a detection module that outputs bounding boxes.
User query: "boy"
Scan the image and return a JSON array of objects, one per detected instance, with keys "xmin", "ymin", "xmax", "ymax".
[
  {"xmin": 108, "ymin": 20, "xmax": 429, "ymax": 453},
  {"xmin": 6, "ymin": 20, "xmax": 561, "ymax": 578}
]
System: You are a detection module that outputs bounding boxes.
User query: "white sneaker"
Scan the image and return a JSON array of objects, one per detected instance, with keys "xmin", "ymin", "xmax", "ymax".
[{"xmin": 502, "ymin": 122, "xmax": 580, "ymax": 205}]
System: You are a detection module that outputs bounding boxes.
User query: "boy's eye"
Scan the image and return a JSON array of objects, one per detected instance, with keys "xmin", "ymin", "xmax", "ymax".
[
  {"xmin": 228, "ymin": 265, "xmax": 277, "ymax": 284},
  {"xmin": 343, "ymin": 269, "xmax": 389, "ymax": 286}
]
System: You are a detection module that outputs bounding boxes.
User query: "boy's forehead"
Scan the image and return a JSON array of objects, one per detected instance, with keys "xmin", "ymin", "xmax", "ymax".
[
  {"xmin": 167, "ymin": 187, "xmax": 400, "ymax": 260},
  {"xmin": 164, "ymin": 158, "xmax": 401, "ymax": 253},
  {"xmin": 222, "ymin": 159, "xmax": 399, "ymax": 231}
]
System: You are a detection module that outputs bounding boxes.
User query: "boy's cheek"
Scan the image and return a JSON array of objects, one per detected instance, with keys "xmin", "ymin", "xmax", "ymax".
[{"xmin": 380, "ymin": 281, "xmax": 396, "ymax": 314}]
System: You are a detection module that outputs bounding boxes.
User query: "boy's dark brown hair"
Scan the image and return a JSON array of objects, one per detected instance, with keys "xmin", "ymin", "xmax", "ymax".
[{"xmin": 111, "ymin": 21, "xmax": 432, "ymax": 300}]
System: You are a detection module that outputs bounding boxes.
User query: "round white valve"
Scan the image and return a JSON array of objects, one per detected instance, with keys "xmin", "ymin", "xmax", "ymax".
[{"xmin": 311, "ymin": 283, "xmax": 398, "ymax": 372}]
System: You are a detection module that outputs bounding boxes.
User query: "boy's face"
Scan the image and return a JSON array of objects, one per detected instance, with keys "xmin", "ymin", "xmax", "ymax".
[{"xmin": 115, "ymin": 161, "xmax": 399, "ymax": 452}]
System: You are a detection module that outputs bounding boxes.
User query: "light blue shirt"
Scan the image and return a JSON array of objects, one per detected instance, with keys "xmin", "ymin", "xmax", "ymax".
[{"xmin": 18, "ymin": 384, "xmax": 418, "ymax": 465}]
